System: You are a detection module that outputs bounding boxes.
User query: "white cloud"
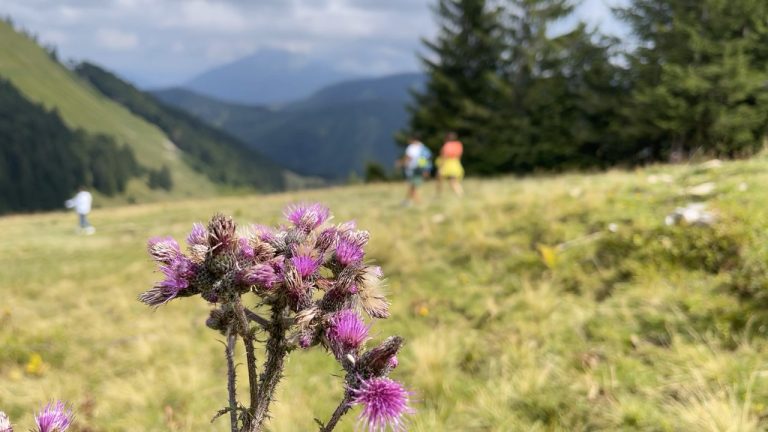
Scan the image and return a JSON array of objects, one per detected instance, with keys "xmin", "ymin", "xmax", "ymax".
[
  {"xmin": 96, "ymin": 28, "xmax": 139, "ymax": 50},
  {"xmin": 161, "ymin": 0, "xmax": 249, "ymax": 33}
]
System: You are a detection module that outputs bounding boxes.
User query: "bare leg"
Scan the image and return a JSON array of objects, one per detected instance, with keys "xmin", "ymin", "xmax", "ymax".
[{"xmin": 450, "ymin": 178, "xmax": 464, "ymax": 197}]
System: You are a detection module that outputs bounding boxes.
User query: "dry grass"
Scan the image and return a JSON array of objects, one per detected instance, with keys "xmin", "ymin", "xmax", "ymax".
[{"xmin": 2, "ymin": 158, "xmax": 768, "ymax": 430}]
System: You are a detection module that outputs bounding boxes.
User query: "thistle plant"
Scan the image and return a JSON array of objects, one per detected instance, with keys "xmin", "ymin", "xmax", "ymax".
[
  {"xmin": 0, "ymin": 400, "xmax": 74, "ymax": 432},
  {"xmin": 139, "ymin": 203, "xmax": 412, "ymax": 431}
]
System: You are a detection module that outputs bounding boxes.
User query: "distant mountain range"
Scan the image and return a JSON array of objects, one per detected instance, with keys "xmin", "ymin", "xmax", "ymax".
[
  {"xmin": 154, "ymin": 73, "xmax": 426, "ymax": 180},
  {"xmin": 183, "ymin": 49, "xmax": 358, "ymax": 106},
  {"xmin": 0, "ymin": 20, "xmax": 303, "ymax": 213}
]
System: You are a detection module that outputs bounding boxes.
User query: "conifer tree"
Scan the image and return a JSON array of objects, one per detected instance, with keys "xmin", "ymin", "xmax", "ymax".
[
  {"xmin": 407, "ymin": 0, "xmax": 505, "ymax": 169},
  {"xmin": 617, "ymin": 0, "xmax": 768, "ymax": 158}
]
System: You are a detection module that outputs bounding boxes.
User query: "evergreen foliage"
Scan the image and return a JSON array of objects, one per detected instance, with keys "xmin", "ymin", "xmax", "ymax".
[
  {"xmin": 408, "ymin": 0, "xmax": 768, "ymax": 174},
  {"xmin": 0, "ymin": 78, "xmax": 140, "ymax": 214}
]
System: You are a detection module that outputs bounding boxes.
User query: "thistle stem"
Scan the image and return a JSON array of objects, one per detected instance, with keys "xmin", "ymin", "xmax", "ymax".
[
  {"xmin": 225, "ymin": 329, "xmax": 238, "ymax": 432},
  {"xmin": 249, "ymin": 301, "xmax": 289, "ymax": 431},
  {"xmin": 320, "ymin": 394, "xmax": 352, "ymax": 432},
  {"xmin": 234, "ymin": 301, "xmax": 260, "ymax": 425}
]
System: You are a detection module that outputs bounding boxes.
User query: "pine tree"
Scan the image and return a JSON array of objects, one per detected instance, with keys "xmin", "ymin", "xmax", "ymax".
[
  {"xmin": 617, "ymin": 0, "xmax": 768, "ymax": 159},
  {"xmin": 484, "ymin": 0, "xmax": 624, "ymax": 172},
  {"xmin": 406, "ymin": 0, "xmax": 505, "ymax": 171}
]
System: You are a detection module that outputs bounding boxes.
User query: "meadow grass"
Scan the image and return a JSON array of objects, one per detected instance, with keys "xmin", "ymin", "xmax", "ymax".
[{"xmin": 2, "ymin": 159, "xmax": 768, "ymax": 431}]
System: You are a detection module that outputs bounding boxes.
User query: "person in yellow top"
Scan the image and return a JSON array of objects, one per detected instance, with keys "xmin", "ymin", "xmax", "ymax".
[{"xmin": 436, "ymin": 132, "xmax": 464, "ymax": 197}]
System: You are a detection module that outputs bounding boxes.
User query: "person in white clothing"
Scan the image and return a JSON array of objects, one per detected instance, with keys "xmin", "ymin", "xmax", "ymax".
[
  {"xmin": 65, "ymin": 187, "xmax": 94, "ymax": 234},
  {"xmin": 398, "ymin": 136, "xmax": 432, "ymax": 205}
]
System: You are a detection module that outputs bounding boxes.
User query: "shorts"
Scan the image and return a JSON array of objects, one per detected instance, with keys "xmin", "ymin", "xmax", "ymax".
[
  {"xmin": 438, "ymin": 158, "xmax": 464, "ymax": 179},
  {"xmin": 406, "ymin": 168, "xmax": 425, "ymax": 186}
]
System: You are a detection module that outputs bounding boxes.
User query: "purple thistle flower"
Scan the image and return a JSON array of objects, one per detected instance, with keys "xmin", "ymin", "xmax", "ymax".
[
  {"xmin": 241, "ymin": 264, "xmax": 279, "ymax": 290},
  {"xmin": 147, "ymin": 236, "xmax": 180, "ymax": 264},
  {"xmin": 34, "ymin": 401, "xmax": 73, "ymax": 432},
  {"xmin": 186, "ymin": 223, "xmax": 208, "ymax": 247},
  {"xmin": 336, "ymin": 237, "xmax": 365, "ymax": 266},
  {"xmin": 251, "ymin": 224, "xmax": 276, "ymax": 243},
  {"xmin": 0, "ymin": 411, "xmax": 11, "ymax": 432},
  {"xmin": 284, "ymin": 203, "xmax": 330, "ymax": 232},
  {"xmin": 291, "ymin": 254, "xmax": 320, "ymax": 279},
  {"xmin": 352, "ymin": 378, "xmax": 412, "ymax": 432},
  {"xmin": 140, "ymin": 255, "xmax": 198, "ymax": 306},
  {"xmin": 327, "ymin": 309, "xmax": 369, "ymax": 356},
  {"xmin": 238, "ymin": 237, "xmax": 255, "ymax": 261}
]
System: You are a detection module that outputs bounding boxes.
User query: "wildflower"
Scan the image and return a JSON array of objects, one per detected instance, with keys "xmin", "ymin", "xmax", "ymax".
[
  {"xmin": 326, "ymin": 310, "xmax": 369, "ymax": 356},
  {"xmin": 186, "ymin": 223, "xmax": 208, "ymax": 247},
  {"xmin": 147, "ymin": 236, "xmax": 180, "ymax": 264},
  {"xmin": 34, "ymin": 401, "xmax": 73, "ymax": 432},
  {"xmin": 0, "ymin": 411, "xmax": 11, "ymax": 432},
  {"xmin": 238, "ymin": 237, "xmax": 255, "ymax": 261},
  {"xmin": 251, "ymin": 224, "xmax": 276, "ymax": 243},
  {"xmin": 336, "ymin": 237, "xmax": 365, "ymax": 266},
  {"xmin": 291, "ymin": 254, "xmax": 320, "ymax": 279},
  {"xmin": 284, "ymin": 203, "xmax": 330, "ymax": 232},
  {"xmin": 352, "ymin": 378, "xmax": 412, "ymax": 432},
  {"xmin": 139, "ymin": 255, "xmax": 198, "ymax": 306},
  {"xmin": 241, "ymin": 264, "xmax": 278, "ymax": 290}
]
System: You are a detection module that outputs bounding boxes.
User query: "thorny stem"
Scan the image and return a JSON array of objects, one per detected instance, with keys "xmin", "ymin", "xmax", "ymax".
[
  {"xmin": 244, "ymin": 307, "xmax": 271, "ymax": 330},
  {"xmin": 225, "ymin": 329, "xmax": 239, "ymax": 432},
  {"xmin": 234, "ymin": 300, "xmax": 260, "ymax": 426},
  {"xmin": 320, "ymin": 394, "xmax": 352, "ymax": 432},
  {"xmin": 249, "ymin": 300, "xmax": 289, "ymax": 431}
]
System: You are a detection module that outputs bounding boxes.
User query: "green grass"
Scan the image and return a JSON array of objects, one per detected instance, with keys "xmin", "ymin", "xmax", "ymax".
[
  {"xmin": 0, "ymin": 22, "xmax": 216, "ymax": 201},
  {"xmin": 2, "ymin": 158, "xmax": 768, "ymax": 431}
]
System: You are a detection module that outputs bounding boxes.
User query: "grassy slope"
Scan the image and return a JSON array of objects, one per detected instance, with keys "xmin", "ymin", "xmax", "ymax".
[
  {"xmin": 0, "ymin": 23, "xmax": 216, "ymax": 201},
  {"xmin": 2, "ymin": 158, "xmax": 768, "ymax": 430}
]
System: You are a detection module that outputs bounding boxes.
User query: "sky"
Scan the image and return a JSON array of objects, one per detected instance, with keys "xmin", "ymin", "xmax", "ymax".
[{"xmin": 0, "ymin": 0, "xmax": 627, "ymax": 89}]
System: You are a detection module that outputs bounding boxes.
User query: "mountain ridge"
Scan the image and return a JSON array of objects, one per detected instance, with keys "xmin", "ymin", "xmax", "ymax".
[{"xmin": 154, "ymin": 72, "xmax": 426, "ymax": 179}]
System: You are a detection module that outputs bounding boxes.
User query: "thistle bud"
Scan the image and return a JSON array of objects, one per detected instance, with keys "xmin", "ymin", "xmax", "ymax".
[
  {"xmin": 208, "ymin": 213, "xmax": 236, "ymax": 253},
  {"xmin": 358, "ymin": 336, "xmax": 403, "ymax": 377}
]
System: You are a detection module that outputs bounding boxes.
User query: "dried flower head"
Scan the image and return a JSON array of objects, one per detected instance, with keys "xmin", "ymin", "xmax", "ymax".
[
  {"xmin": 284, "ymin": 203, "xmax": 330, "ymax": 232},
  {"xmin": 34, "ymin": 401, "xmax": 73, "ymax": 432},
  {"xmin": 147, "ymin": 236, "xmax": 180, "ymax": 264},
  {"xmin": 352, "ymin": 378, "xmax": 412, "ymax": 432}
]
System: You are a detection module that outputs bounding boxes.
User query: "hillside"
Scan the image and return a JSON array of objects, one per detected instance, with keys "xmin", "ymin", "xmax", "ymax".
[
  {"xmin": 0, "ymin": 78, "xmax": 142, "ymax": 214},
  {"xmin": 183, "ymin": 48, "xmax": 356, "ymax": 105},
  {"xmin": 0, "ymin": 21, "xmax": 217, "ymax": 201},
  {"xmin": 74, "ymin": 62, "xmax": 288, "ymax": 192},
  {"xmin": 2, "ymin": 158, "xmax": 768, "ymax": 430},
  {"xmin": 153, "ymin": 73, "xmax": 425, "ymax": 179}
]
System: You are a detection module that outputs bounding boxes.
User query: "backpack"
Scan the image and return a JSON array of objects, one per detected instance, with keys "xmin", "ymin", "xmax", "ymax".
[{"xmin": 417, "ymin": 146, "xmax": 433, "ymax": 171}]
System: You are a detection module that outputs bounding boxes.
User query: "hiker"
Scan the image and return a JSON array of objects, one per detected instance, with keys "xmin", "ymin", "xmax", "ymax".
[
  {"xmin": 65, "ymin": 186, "xmax": 95, "ymax": 234},
  {"xmin": 400, "ymin": 136, "xmax": 432, "ymax": 205},
  {"xmin": 436, "ymin": 132, "xmax": 464, "ymax": 197}
]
